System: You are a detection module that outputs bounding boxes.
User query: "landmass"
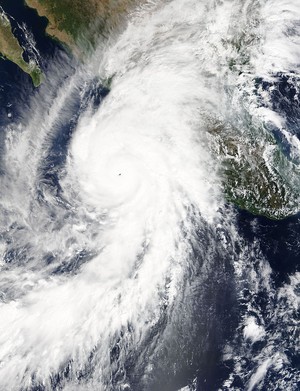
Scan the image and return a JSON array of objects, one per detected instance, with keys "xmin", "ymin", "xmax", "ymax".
[
  {"xmin": 208, "ymin": 118, "xmax": 300, "ymax": 219},
  {"xmin": 24, "ymin": 0, "xmax": 137, "ymax": 55},
  {"xmin": 0, "ymin": 1, "xmax": 298, "ymax": 220},
  {"xmin": 0, "ymin": 0, "xmax": 134, "ymax": 87},
  {"xmin": 0, "ymin": 8, "xmax": 42, "ymax": 87}
]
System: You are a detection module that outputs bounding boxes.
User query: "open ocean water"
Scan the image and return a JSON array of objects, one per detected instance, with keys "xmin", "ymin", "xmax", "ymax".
[{"xmin": 0, "ymin": 0, "xmax": 299, "ymax": 390}]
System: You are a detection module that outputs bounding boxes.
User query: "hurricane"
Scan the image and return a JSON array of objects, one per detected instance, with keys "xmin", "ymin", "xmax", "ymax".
[{"xmin": 0, "ymin": 0, "xmax": 299, "ymax": 390}]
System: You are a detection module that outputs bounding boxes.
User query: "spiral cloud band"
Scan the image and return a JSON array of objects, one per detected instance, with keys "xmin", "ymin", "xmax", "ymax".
[{"xmin": 0, "ymin": 0, "xmax": 299, "ymax": 389}]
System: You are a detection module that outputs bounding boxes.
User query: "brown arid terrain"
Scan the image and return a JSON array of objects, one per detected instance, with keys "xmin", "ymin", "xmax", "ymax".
[
  {"xmin": 25, "ymin": 0, "xmax": 140, "ymax": 54},
  {"xmin": 0, "ymin": 0, "xmax": 138, "ymax": 86},
  {"xmin": 0, "ymin": 8, "xmax": 42, "ymax": 86}
]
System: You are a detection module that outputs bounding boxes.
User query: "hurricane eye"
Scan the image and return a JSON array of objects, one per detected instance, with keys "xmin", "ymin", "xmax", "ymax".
[{"xmin": 0, "ymin": 0, "xmax": 298, "ymax": 390}]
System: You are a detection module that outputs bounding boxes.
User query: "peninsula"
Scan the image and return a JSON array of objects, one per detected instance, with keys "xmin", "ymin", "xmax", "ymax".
[{"xmin": 0, "ymin": 8, "xmax": 42, "ymax": 87}]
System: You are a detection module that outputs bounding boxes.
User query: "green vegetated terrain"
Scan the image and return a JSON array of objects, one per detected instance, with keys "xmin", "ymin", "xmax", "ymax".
[
  {"xmin": 0, "ymin": 9, "xmax": 42, "ymax": 86},
  {"xmin": 0, "ymin": 1, "xmax": 298, "ymax": 220},
  {"xmin": 0, "ymin": 0, "xmax": 136, "ymax": 86},
  {"xmin": 24, "ymin": 0, "xmax": 137, "ymax": 54},
  {"xmin": 208, "ymin": 117, "xmax": 300, "ymax": 219}
]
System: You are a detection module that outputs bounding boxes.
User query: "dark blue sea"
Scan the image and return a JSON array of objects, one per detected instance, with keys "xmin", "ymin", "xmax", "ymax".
[{"xmin": 0, "ymin": 1, "xmax": 299, "ymax": 390}]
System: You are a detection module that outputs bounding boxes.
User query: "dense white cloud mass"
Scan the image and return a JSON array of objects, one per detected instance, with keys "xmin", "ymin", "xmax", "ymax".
[{"xmin": 0, "ymin": 0, "xmax": 299, "ymax": 390}]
